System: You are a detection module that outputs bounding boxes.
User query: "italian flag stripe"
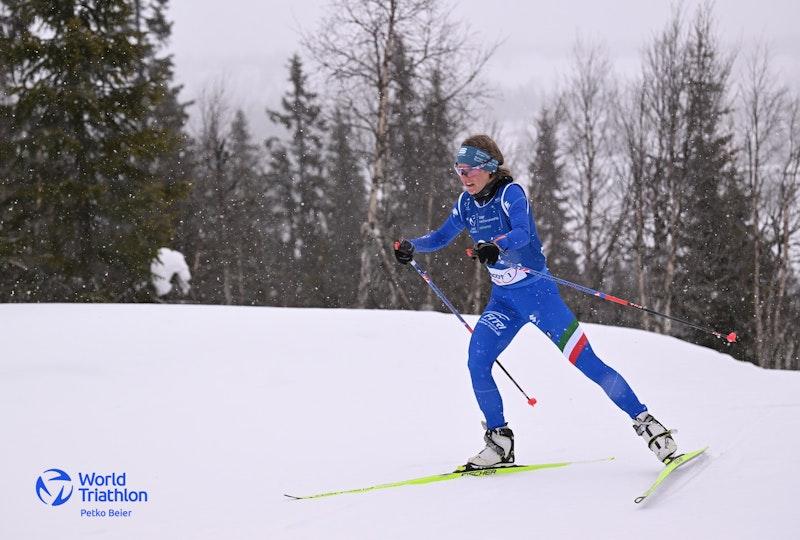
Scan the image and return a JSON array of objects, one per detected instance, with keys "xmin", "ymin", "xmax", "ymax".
[
  {"xmin": 559, "ymin": 320, "xmax": 588, "ymax": 365},
  {"xmin": 557, "ymin": 320, "xmax": 580, "ymax": 351},
  {"xmin": 568, "ymin": 333, "xmax": 589, "ymax": 364}
]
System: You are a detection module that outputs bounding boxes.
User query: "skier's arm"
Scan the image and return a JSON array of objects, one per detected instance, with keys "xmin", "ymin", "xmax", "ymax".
[
  {"xmin": 493, "ymin": 185, "xmax": 531, "ymax": 251},
  {"xmin": 408, "ymin": 202, "xmax": 466, "ymax": 253}
]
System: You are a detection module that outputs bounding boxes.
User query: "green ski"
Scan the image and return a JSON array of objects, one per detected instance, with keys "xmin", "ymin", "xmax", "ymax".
[
  {"xmin": 285, "ymin": 457, "xmax": 614, "ymax": 500},
  {"xmin": 634, "ymin": 446, "xmax": 709, "ymax": 504}
]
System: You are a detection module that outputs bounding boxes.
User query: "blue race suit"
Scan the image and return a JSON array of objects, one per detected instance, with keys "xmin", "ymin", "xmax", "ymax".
[{"xmin": 409, "ymin": 178, "xmax": 647, "ymax": 429}]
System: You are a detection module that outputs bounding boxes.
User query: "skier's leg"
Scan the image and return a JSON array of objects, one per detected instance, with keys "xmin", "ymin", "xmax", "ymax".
[
  {"xmin": 467, "ymin": 295, "xmax": 526, "ymax": 430},
  {"xmin": 522, "ymin": 280, "xmax": 647, "ymax": 419},
  {"xmin": 566, "ymin": 331, "xmax": 648, "ymax": 419}
]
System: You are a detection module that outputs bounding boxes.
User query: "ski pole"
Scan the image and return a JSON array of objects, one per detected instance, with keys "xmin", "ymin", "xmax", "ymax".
[
  {"xmin": 494, "ymin": 257, "xmax": 738, "ymax": 345},
  {"xmin": 407, "ymin": 259, "xmax": 537, "ymax": 407}
]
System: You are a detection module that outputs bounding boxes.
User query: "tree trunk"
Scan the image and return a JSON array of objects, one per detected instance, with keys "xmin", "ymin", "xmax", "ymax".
[
  {"xmin": 222, "ymin": 264, "xmax": 233, "ymax": 305},
  {"xmin": 237, "ymin": 243, "xmax": 245, "ymax": 305},
  {"xmin": 468, "ymin": 259, "xmax": 484, "ymax": 314},
  {"xmin": 634, "ymin": 172, "xmax": 650, "ymax": 331},
  {"xmin": 356, "ymin": 0, "xmax": 410, "ymax": 310},
  {"xmin": 750, "ymin": 145, "xmax": 764, "ymax": 365},
  {"xmin": 422, "ymin": 189, "xmax": 436, "ymax": 310}
]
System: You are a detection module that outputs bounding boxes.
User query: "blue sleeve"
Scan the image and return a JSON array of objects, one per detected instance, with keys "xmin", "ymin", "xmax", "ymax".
[
  {"xmin": 408, "ymin": 197, "xmax": 466, "ymax": 253},
  {"xmin": 494, "ymin": 184, "xmax": 531, "ymax": 251}
]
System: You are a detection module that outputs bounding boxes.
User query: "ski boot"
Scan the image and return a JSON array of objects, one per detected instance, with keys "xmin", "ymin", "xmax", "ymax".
[
  {"xmin": 465, "ymin": 423, "xmax": 515, "ymax": 470},
  {"xmin": 633, "ymin": 411, "xmax": 677, "ymax": 463}
]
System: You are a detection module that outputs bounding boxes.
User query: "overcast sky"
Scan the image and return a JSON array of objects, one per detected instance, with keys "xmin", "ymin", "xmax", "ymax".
[{"xmin": 165, "ymin": 0, "xmax": 800, "ymax": 144}]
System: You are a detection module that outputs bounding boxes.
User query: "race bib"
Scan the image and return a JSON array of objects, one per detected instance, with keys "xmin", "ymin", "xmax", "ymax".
[{"xmin": 487, "ymin": 266, "xmax": 527, "ymax": 286}]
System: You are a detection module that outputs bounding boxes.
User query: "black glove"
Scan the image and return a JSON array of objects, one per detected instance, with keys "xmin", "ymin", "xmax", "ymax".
[
  {"xmin": 472, "ymin": 241, "xmax": 500, "ymax": 265},
  {"xmin": 393, "ymin": 239, "xmax": 414, "ymax": 264}
]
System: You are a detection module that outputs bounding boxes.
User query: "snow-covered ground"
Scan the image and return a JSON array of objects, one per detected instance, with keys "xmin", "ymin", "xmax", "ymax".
[{"xmin": 1, "ymin": 304, "xmax": 798, "ymax": 539}]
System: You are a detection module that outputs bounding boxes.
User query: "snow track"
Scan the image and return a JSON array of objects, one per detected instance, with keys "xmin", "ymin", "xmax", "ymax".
[{"xmin": 1, "ymin": 304, "xmax": 798, "ymax": 539}]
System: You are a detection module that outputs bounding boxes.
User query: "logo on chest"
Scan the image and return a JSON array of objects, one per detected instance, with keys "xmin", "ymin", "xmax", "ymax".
[{"xmin": 466, "ymin": 209, "xmax": 502, "ymax": 235}]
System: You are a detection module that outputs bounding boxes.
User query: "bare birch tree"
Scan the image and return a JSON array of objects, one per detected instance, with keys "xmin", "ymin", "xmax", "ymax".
[
  {"xmin": 618, "ymin": 80, "xmax": 652, "ymax": 329},
  {"xmin": 757, "ymin": 91, "xmax": 800, "ymax": 369},
  {"xmin": 304, "ymin": 0, "xmax": 493, "ymax": 309},
  {"xmin": 627, "ymin": 13, "xmax": 692, "ymax": 334},
  {"xmin": 562, "ymin": 41, "xmax": 629, "ymax": 297},
  {"xmin": 772, "ymin": 95, "xmax": 800, "ymax": 368},
  {"xmin": 739, "ymin": 44, "xmax": 788, "ymax": 366}
]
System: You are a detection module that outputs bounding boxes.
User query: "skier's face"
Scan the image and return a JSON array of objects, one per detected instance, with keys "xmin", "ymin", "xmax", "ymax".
[{"xmin": 455, "ymin": 163, "xmax": 492, "ymax": 195}]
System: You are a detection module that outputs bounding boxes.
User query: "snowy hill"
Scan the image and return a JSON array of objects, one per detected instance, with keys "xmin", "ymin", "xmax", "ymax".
[{"xmin": 1, "ymin": 304, "xmax": 798, "ymax": 539}]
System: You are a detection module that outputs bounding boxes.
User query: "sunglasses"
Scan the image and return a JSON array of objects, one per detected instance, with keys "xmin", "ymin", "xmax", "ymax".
[{"xmin": 453, "ymin": 163, "xmax": 489, "ymax": 177}]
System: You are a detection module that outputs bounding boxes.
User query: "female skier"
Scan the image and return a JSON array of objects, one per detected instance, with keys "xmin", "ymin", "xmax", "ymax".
[{"xmin": 393, "ymin": 134, "xmax": 677, "ymax": 470}]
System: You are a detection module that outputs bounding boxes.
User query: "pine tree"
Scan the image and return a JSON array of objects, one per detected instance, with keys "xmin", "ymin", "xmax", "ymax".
[
  {"xmin": 228, "ymin": 110, "xmax": 267, "ymax": 305},
  {"xmin": 262, "ymin": 135, "xmax": 293, "ymax": 304},
  {"xmin": 381, "ymin": 38, "xmax": 428, "ymax": 308},
  {"xmin": 265, "ymin": 54, "xmax": 328, "ymax": 306},
  {"xmin": 175, "ymin": 90, "xmax": 268, "ymax": 306},
  {"xmin": 0, "ymin": 0, "xmax": 187, "ymax": 301},
  {"xmin": 323, "ymin": 107, "xmax": 365, "ymax": 307},
  {"xmin": 133, "ymin": 0, "xmax": 190, "ymax": 198},
  {"xmin": 386, "ymin": 38, "xmax": 422, "ymax": 236},
  {"xmin": 675, "ymin": 10, "xmax": 751, "ymax": 352},
  {"xmin": 0, "ymin": 53, "xmax": 16, "ymax": 272},
  {"xmin": 183, "ymin": 89, "xmax": 233, "ymax": 305},
  {"xmin": 528, "ymin": 107, "xmax": 579, "ymax": 281},
  {"xmin": 413, "ymin": 67, "xmax": 474, "ymax": 312}
]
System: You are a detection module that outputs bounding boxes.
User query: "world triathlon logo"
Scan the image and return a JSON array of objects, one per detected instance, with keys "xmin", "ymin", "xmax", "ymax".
[{"xmin": 36, "ymin": 468, "xmax": 73, "ymax": 506}]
